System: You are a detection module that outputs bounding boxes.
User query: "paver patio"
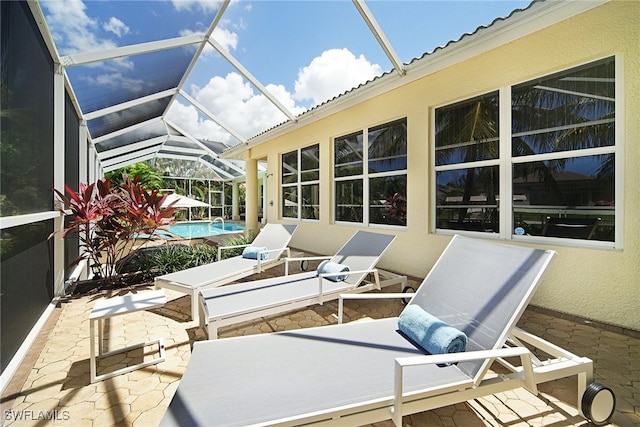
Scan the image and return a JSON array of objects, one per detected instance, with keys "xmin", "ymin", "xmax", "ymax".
[{"xmin": 1, "ymin": 258, "xmax": 638, "ymax": 427}]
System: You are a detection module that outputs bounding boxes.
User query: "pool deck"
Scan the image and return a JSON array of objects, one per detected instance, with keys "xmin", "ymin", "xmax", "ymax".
[{"xmin": 1, "ymin": 258, "xmax": 638, "ymax": 427}]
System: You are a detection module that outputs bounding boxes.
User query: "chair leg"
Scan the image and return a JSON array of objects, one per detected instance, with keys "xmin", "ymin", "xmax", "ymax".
[{"xmin": 191, "ymin": 290, "xmax": 198, "ymax": 322}]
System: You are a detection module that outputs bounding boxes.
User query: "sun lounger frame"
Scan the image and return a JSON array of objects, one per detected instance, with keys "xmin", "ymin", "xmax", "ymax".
[
  {"xmin": 161, "ymin": 235, "xmax": 614, "ymax": 427},
  {"xmin": 154, "ymin": 223, "xmax": 297, "ymax": 320},
  {"xmin": 333, "ymin": 293, "xmax": 600, "ymax": 427},
  {"xmin": 200, "ymin": 266, "xmax": 407, "ymax": 339},
  {"xmin": 197, "ymin": 230, "xmax": 405, "ymax": 339}
]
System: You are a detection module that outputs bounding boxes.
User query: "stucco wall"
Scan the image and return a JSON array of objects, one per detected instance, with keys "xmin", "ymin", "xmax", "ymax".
[{"xmin": 249, "ymin": 1, "xmax": 640, "ymax": 331}]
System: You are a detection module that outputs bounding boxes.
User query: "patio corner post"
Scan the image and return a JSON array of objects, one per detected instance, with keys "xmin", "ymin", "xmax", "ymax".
[
  {"xmin": 244, "ymin": 156, "xmax": 260, "ymax": 235},
  {"xmin": 232, "ymin": 181, "xmax": 240, "ymax": 220}
]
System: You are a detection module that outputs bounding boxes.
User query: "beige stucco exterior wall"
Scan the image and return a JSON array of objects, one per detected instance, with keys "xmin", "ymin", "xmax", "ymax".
[{"xmin": 247, "ymin": 1, "xmax": 640, "ymax": 331}]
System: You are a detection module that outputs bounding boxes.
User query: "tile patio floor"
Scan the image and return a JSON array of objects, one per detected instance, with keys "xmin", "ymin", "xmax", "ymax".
[{"xmin": 1, "ymin": 259, "xmax": 638, "ymax": 427}]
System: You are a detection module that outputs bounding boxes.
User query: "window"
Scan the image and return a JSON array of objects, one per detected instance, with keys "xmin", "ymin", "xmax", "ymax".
[
  {"xmin": 335, "ymin": 118, "xmax": 407, "ymax": 226},
  {"xmin": 435, "ymin": 93, "xmax": 500, "ymax": 232},
  {"xmin": 434, "ymin": 57, "xmax": 616, "ymax": 244},
  {"xmin": 281, "ymin": 144, "xmax": 319, "ymax": 220}
]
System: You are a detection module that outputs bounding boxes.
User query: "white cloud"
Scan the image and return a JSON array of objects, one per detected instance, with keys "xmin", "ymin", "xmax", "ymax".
[
  {"xmin": 44, "ymin": 0, "xmax": 383, "ymax": 146},
  {"xmin": 166, "ymin": 102, "xmax": 231, "ymax": 142},
  {"xmin": 171, "ymin": 0, "xmax": 225, "ymax": 13},
  {"xmin": 293, "ymin": 48, "xmax": 382, "ymax": 106},
  {"xmin": 42, "ymin": 0, "xmax": 118, "ymax": 55},
  {"xmin": 175, "ymin": 48, "xmax": 382, "ymax": 143},
  {"xmin": 190, "ymin": 73, "xmax": 292, "ymax": 141},
  {"xmin": 81, "ymin": 73, "xmax": 146, "ymax": 94},
  {"xmin": 178, "ymin": 26, "xmax": 238, "ymax": 58},
  {"xmin": 167, "ymin": 73, "xmax": 303, "ymax": 143},
  {"xmin": 103, "ymin": 17, "xmax": 130, "ymax": 38},
  {"xmin": 212, "ymin": 27, "xmax": 239, "ymax": 51}
]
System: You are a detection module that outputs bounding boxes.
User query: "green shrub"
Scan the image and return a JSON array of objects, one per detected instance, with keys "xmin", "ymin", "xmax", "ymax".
[
  {"xmin": 217, "ymin": 233, "xmax": 256, "ymax": 259},
  {"xmin": 150, "ymin": 243, "xmax": 219, "ymax": 276},
  {"xmin": 119, "ymin": 233, "xmax": 257, "ymax": 281}
]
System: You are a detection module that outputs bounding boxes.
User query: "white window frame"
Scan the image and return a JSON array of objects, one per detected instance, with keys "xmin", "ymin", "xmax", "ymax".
[
  {"xmin": 334, "ymin": 119, "xmax": 408, "ymax": 229},
  {"xmin": 432, "ymin": 54, "xmax": 622, "ymax": 250},
  {"xmin": 280, "ymin": 144, "xmax": 320, "ymax": 222}
]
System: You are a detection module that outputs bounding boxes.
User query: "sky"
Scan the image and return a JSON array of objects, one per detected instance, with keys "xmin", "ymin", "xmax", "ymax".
[{"xmin": 41, "ymin": 0, "xmax": 532, "ymax": 145}]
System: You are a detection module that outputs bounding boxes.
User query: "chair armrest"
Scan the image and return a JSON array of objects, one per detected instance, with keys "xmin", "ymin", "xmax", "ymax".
[
  {"xmin": 391, "ymin": 347, "xmax": 536, "ymax": 427},
  {"xmin": 318, "ymin": 268, "xmax": 378, "ymax": 280},
  {"xmin": 284, "ymin": 255, "xmax": 331, "ymax": 275},
  {"xmin": 260, "ymin": 246, "xmax": 290, "ymax": 258},
  {"xmin": 219, "ymin": 243, "xmax": 250, "ymax": 250},
  {"xmin": 285, "ymin": 255, "xmax": 332, "ymax": 262},
  {"xmin": 317, "ymin": 269, "xmax": 380, "ymax": 305},
  {"xmin": 337, "ymin": 292, "xmax": 412, "ymax": 323},
  {"xmin": 339, "ymin": 293, "xmax": 410, "ymax": 300},
  {"xmin": 395, "ymin": 346, "xmax": 532, "ymax": 367},
  {"xmin": 217, "ymin": 243, "xmax": 250, "ymax": 260},
  {"xmin": 253, "ymin": 247, "xmax": 291, "ymax": 273}
]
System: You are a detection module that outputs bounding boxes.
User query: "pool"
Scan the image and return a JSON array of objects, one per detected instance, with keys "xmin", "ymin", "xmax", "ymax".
[{"xmin": 168, "ymin": 221, "xmax": 245, "ymax": 239}]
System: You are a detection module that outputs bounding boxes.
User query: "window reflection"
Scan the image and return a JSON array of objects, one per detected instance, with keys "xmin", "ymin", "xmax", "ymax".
[
  {"xmin": 436, "ymin": 167, "xmax": 499, "ymax": 232},
  {"xmin": 335, "ymin": 179, "xmax": 363, "ymax": 223},
  {"xmin": 335, "ymin": 118, "xmax": 407, "ymax": 226},
  {"xmin": 513, "ymin": 154, "xmax": 614, "ymax": 241},
  {"xmin": 282, "ymin": 144, "xmax": 320, "ymax": 220},
  {"xmin": 434, "ymin": 57, "xmax": 616, "ymax": 242}
]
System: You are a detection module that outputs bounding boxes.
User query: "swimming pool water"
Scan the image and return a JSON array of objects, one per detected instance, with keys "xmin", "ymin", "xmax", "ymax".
[{"xmin": 168, "ymin": 221, "xmax": 244, "ymax": 239}]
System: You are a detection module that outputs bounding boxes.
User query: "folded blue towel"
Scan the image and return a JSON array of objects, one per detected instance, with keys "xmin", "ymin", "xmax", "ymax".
[
  {"xmin": 317, "ymin": 260, "xmax": 350, "ymax": 282},
  {"xmin": 398, "ymin": 305, "xmax": 467, "ymax": 358},
  {"xmin": 242, "ymin": 246, "xmax": 269, "ymax": 260}
]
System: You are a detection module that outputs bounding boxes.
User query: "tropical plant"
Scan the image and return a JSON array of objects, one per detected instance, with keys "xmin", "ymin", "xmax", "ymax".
[
  {"xmin": 144, "ymin": 243, "xmax": 219, "ymax": 277},
  {"xmin": 105, "ymin": 163, "xmax": 164, "ymax": 190},
  {"xmin": 217, "ymin": 233, "xmax": 256, "ymax": 259},
  {"xmin": 51, "ymin": 175, "xmax": 176, "ymax": 281}
]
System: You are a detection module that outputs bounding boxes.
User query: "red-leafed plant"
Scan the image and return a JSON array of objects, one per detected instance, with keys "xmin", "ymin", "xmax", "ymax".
[{"xmin": 51, "ymin": 175, "xmax": 176, "ymax": 281}]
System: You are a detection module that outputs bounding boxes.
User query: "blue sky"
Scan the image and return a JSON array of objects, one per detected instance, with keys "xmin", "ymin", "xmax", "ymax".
[{"xmin": 42, "ymin": 0, "xmax": 531, "ymax": 144}]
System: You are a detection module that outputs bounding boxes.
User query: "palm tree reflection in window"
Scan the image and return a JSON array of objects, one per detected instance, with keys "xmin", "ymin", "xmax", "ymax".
[
  {"xmin": 368, "ymin": 119, "xmax": 407, "ymax": 226},
  {"xmin": 435, "ymin": 93, "xmax": 500, "ymax": 232},
  {"xmin": 511, "ymin": 58, "xmax": 615, "ymax": 240},
  {"xmin": 435, "ymin": 57, "xmax": 615, "ymax": 241},
  {"xmin": 334, "ymin": 118, "xmax": 407, "ymax": 226}
]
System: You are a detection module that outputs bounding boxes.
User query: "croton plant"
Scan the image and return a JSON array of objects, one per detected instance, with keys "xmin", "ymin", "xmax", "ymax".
[{"xmin": 51, "ymin": 175, "xmax": 176, "ymax": 280}]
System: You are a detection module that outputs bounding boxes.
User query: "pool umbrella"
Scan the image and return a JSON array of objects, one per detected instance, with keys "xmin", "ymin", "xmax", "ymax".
[{"xmin": 161, "ymin": 193, "xmax": 210, "ymax": 208}]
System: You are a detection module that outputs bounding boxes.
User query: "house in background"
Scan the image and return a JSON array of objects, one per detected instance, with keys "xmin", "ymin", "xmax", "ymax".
[{"xmin": 222, "ymin": 0, "xmax": 639, "ymax": 332}]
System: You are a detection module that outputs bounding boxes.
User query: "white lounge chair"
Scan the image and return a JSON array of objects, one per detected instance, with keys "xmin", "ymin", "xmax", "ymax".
[
  {"xmin": 161, "ymin": 235, "xmax": 616, "ymax": 427},
  {"xmin": 154, "ymin": 223, "xmax": 297, "ymax": 320},
  {"xmin": 198, "ymin": 230, "xmax": 406, "ymax": 339}
]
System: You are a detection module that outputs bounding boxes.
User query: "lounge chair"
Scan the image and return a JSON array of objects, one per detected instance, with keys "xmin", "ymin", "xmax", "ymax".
[
  {"xmin": 161, "ymin": 235, "xmax": 616, "ymax": 427},
  {"xmin": 198, "ymin": 230, "xmax": 406, "ymax": 339},
  {"xmin": 154, "ymin": 223, "xmax": 298, "ymax": 320}
]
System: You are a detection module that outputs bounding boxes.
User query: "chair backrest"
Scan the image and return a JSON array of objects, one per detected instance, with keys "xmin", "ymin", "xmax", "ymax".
[
  {"xmin": 406, "ymin": 235, "xmax": 555, "ymax": 382},
  {"xmin": 329, "ymin": 230, "xmax": 396, "ymax": 286},
  {"xmin": 250, "ymin": 224, "xmax": 298, "ymax": 258}
]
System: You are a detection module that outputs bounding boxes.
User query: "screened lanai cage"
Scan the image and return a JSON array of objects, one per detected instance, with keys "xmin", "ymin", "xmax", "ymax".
[
  {"xmin": 1, "ymin": 0, "xmax": 428, "ymax": 386},
  {"xmin": 3, "ymin": 0, "xmax": 632, "ymax": 406}
]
